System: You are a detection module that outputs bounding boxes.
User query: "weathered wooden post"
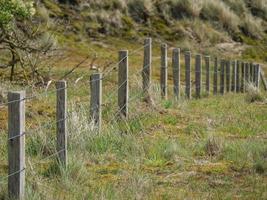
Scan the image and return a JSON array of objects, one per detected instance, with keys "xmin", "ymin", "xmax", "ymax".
[
  {"xmin": 231, "ymin": 60, "xmax": 237, "ymax": 92},
  {"xmin": 160, "ymin": 43, "xmax": 168, "ymax": 99},
  {"xmin": 236, "ymin": 61, "xmax": 240, "ymax": 92},
  {"xmin": 255, "ymin": 64, "xmax": 260, "ymax": 89},
  {"xmin": 204, "ymin": 56, "xmax": 210, "ymax": 95},
  {"xmin": 195, "ymin": 54, "xmax": 202, "ymax": 98},
  {"xmin": 260, "ymin": 67, "xmax": 267, "ymax": 91},
  {"xmin": 241, "ymin": 62, "xmax": 245, "ymax": 93},
  {"xmin": 8, "ymin": 91, "xmax": 25, "ymax": 200},
  {"xmin": 118, "ymin": 50, "xmax": 128, "ymax": 118},
  {"xmin": 142, "ymin": 38, "xmax": 152, "ymax": 100},
  {"xmin": 56, "ymin": 80, "xmax": 67, "ymax": 166},
  {"xmin": 253, "ymin": 64, "xmax": 256, "ymax": 85},
  {"xmin": 226, "ymin": 60, "xmax": 231, "ymax": 92},
  {"xmin": 172, "ymin": 48, "xmax": 180, "ymax": 99},
  {"xmin": 213, "ymin": 57, "xmax": 218, "ymax": 95},
  {"xmin": 250, "ymin": 63, "xmax": 253, "ymax": 82},
  {"xmin": 220, "ymin": 59, "xmax": 225, "ymax": 95},
  {"xmin": 245, "ymin": 63, "xmax": 250, "ymax": 90},
  {"xmin": 90, "ymin": 73, "xmax": 102, "ymax": 130},
  {"xmin": 185, "ymin": 51, "xmax": 191, "ymax": 99}
]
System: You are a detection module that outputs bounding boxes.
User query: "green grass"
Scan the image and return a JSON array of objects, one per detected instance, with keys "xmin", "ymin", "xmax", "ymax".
[
  {"xmin": 1, "ymin": 78, "xmax": 266, "ymax": 199},
  {"xmin": 1, "ymin": 33, "xmax": 267, "ymax": 198}
]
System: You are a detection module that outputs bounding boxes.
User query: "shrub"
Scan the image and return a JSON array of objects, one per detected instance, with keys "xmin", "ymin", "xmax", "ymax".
[
  {"xmin": 245, "ymin": 82, "xmax": 265, "ymax": 103},
  {"xmin": 200, "ymin": 0, "xmax": 240, "ymax": 34},
  {"xmin": 244, "ymin": 0, "xmax": 267, "ymax": 20},
  {"xmin": 222, "ymin": 0, "xmax": 247, "ymax": 16},
  {"xmin": 0, "ymin": 0, "xmax": 35, "ymax": 28},
  {"xmin": 127, "ymin": 0, "xmax": 152, "ymax": 23},
  {"xmin": 170, "ymin": 0, "xmax": 202, "ymax": 19},
  {"xmin": 240, "ymin": 15, "xmax": 263, "ymax": 39}
]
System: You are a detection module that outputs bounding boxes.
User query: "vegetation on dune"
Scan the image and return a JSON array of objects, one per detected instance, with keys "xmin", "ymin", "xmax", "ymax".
[
  {"xmin": 42, "ymin": 0, "xmax": 267, "ymax": 66},
  {"xmin": 1, "ymin": 0, "xmax": 267, "ymax": 82},
  {"xmin": 51, "ymin": 0, "xmax": 267, "ymax": 40}
]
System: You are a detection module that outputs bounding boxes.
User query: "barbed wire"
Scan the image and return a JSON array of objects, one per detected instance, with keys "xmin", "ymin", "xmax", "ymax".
[
  {"xmin": 0, "ymin": 168, "xmax": 25, "ymax": 184},
  {"xmin": 0, "ymin": 31, "xmax": 265, "ymax": 187},
  {"xmin": 1, "ymin": 38, "xmax": 263, "ymax": 109},
  {"xmin": 0, "ymin": 43, "xmax": 149, "ymax": 108},
  {"xmin": 5, "ymin": 64, "xmax": 153, "ymax": 141}
]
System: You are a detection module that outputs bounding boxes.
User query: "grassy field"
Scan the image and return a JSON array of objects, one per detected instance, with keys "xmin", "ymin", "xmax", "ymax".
[{"xmin": 0, "ymin": 47, "xmax": 267, "ymax": 199}]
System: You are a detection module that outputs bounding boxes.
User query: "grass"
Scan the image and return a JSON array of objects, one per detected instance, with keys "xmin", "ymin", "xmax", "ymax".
[
  {"xmin": 0, "ymin": 74, "xmax": 267, "ymax": 199},
  {"xmin": 35, "ymin": 0, "xmax": 267, "ymax": 63}
]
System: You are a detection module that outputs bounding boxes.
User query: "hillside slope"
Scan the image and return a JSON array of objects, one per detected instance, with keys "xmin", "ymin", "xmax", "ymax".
[{"xmin": 41, "ymin": 0, "xmax": 267, "ymax": 62}]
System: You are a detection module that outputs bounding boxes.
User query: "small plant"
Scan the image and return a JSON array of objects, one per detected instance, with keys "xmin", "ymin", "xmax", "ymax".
[
  {"xmin": 245, "ymin": 82, "xmax": 265, "ymax": 103},
  {"xmin": 162, "ymin": 100, "xmax": 172, "ymax": 109},
  {"xmin": 205, "ymin": 136, "xmax": 223, "ymax": 157}
]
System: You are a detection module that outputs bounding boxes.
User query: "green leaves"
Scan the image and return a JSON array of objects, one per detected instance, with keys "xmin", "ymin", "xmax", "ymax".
[{"xmin": 0, "ymin": 0, "xmax": 35, "ymax": 28}]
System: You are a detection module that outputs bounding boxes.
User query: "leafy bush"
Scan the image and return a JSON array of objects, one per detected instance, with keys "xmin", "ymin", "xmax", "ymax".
[
  {"xmin": 0, "ymin": 0, "xmax": 57, "ymax": 82},
  {"xmin": 0, "ymin": 0, "xmax": 35, "ymax": 28}
]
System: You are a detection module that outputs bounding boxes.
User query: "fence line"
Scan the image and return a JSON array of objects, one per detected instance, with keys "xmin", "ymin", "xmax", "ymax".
[
  {"xmin": 0, "ymin": 43, "xmax": 148, "ymax": 108},
  {"xmin": 0, "ymin": 37, "xmax": 266, "ymax": 200}
]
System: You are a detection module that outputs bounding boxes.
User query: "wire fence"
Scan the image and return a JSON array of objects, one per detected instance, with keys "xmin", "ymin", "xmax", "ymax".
[{"xmin": 0, "ymin": 37, "xmax": 265, "ymax": 199}]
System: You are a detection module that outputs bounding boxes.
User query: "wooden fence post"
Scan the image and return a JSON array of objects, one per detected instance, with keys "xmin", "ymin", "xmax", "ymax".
[
  {"xmin": 253, "ymin": 64, "xmax": 256, "ymax": 85},
  {"xmin": 226, "ymin": 60, "xmax": 231, "ymax": 92},
  {"xmin": 213, "ymin": 57, "xmax": 218, "ymax": 95},
  {"xmin": 236, "ymin": 61, "xmax": 240, "ymax": 92},
  {"xmin": 204, "ymin": 56, "xmax": 210, "ymax": 95},
  {"xmin": 90, "ymin": 73, "xmax": 102, "ymax": 130},
  {"xmin": 250, "ymin": 63, "xmax": 253, "ymax": 82},
  {"xmin": 245, "ymin": 63, "xmax": 249, "ymax": 90},
  {"xmin": 260, "ymin": 67, "xmax": 267, "ymax": 91},
  {"xmin": 185, "ymin": 51, "xmax": 191, "ymax": 99},
  {"xmin": 231, "ymin": 60, "xmax": 237, "ymax": 92},
  {"xmin": 255, "ymin": 64, "xmax": 260, "ymax": 89},
  {"xmin": 118, "ymin": 50, "xmax": 128, "ymax": 118},
  {"xmin": 195, "ymin": 54, "xmax": 202, "ymax": 98},
  {"xmin": 160, "ymin": 43, "xmax": 168, "ymax": 99},
  {"xmin": 142, "ymin": 38, "xmax": 152, "ymax": 99},
  {"xmin": 8, "ymin": 91, "xmax": 25, "ymax": 200},
  {"xmin": 241, "ymin": 62, "xmax": 245, "ymax": 93},
  {"xmin": 56, "ymin": 81, "xmax": 67, "ymax": 166},
  {"xmin": 220, "ymin": 59, "xmax": 225, "ymax": 95},
  {"xmin": 172, "ymin": 48, "xmax": 180, "ymax": 99}
]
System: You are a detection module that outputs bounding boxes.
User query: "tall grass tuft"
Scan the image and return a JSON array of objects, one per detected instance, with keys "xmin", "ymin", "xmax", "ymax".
[
  {"xmin": 200, "ymin": 0, "xmax": 240, "ymax": 34},
  {"xmin": 240, "ymin": 14, "xmax": 263, "ymax": 39},
  {"xmin": 245, "ymin": 82, "xmax": 265, "ymax": 103}
]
